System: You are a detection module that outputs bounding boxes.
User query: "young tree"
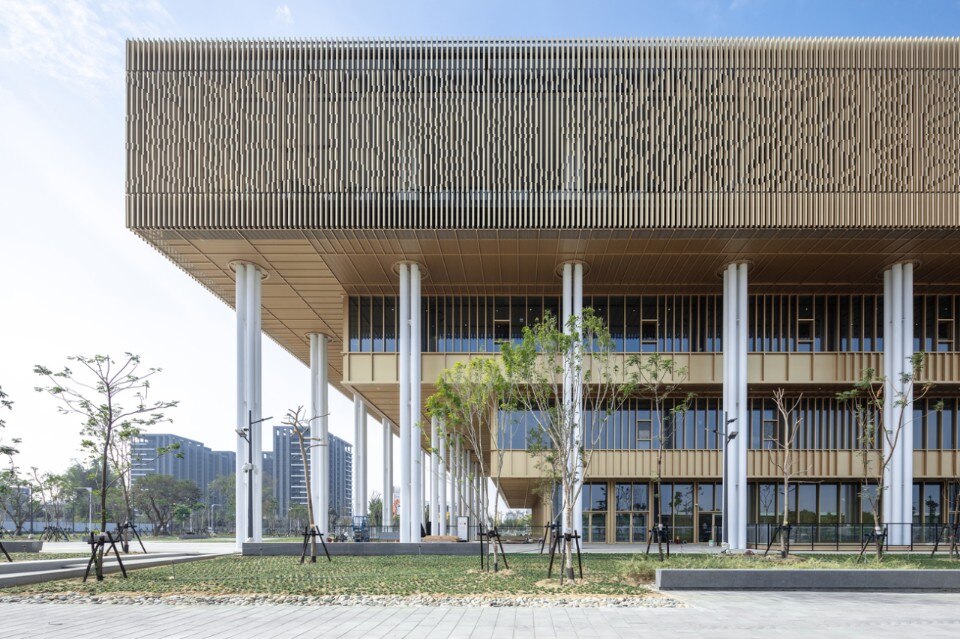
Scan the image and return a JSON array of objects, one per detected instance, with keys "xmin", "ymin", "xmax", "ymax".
[
  {"xmin": 282, "ymin": 406, "xmax": 324, "ymax": 560},
  {"xmin": 0, "ymin": 386, "xmax": 16, "ymax": 457},
  {"xmin": 368, "ymin": 492, "xmax": 384, "ymax": 527},
  {"xmin": 500, "ymin": 309, "xmax": 632, "ymax": 581},
  {"xmin": 838, "ymin": 353, "xmax": 933, "ymax": 561},
  {"xmin": 0, "ymin": 466, "xmax": 35, "ymax": 535},
  {"xmin": 626, "ymin": 353, "xmax": 692, "ymax": 560},
  {"xmin": 30, "ymin": 469, "xmax": 68, "ymax": 530},
  {"xmin": 427, "ymin": 357, "xmax": 506, "ymax": 569},
  {"xmin": 34, "ymin": 354, "xmax": 178, "ymax": 532},
  {"xmin": 767, "ymin": 389, "xmax": 808, "ymax": 557},
  {"xmin": 0, "ymin": 387, "xmax": 33, "ymax": 535},
  {"xmin": 133, "ymin": 474, "xmax": 201, "ymax": 535}
]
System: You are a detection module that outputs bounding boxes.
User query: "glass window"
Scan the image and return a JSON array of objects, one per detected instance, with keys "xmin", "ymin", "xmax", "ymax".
[
  {"xmin": 348, "ymin": 297, "xmax": 360, "ymax": 352},
  {"xmin": 359, "ymin": 296, "xmax": 371, "ymax": 352},
  {"xmin": 372, "ymin": 297, "xmax": 384, "ymax": 352},
  {"xmin": 587, "ymin": 482, "xmax": 608, "ymax": 511},
  {"xmin": 608, "ymin": 296, "xmax": 624, "ymax": 352},
  {"xmin": 384, "ymin": 296, "xmax": 397, "ymax": 351},
  {"xmin": 698, "ymin": 484, "xmax": 715, "ymax": 512}
]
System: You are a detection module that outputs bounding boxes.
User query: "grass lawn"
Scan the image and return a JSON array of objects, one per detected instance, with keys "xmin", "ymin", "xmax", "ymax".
[
  {"xmin": 5, "ymin": 553, "xmax": 88, "ymax": 562},
  {"xmin": 4, "ymin": 554, "xmax": 646, "ymax": 597},
  {"xmin": 4, "ymin": 553, "xmax": 959, "ymax": 598}
]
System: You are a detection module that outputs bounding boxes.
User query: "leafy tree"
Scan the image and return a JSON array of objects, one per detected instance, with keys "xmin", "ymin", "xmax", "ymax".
[
  {"xmin": 173, "ymin": 503, "xmax": 193, "ymax": 533},
  {"xmin": 0, "ymin": 386, "xmax": 34, "ymax": 535},
  {"xmin": 427, "ymin": 357, "xmax": 506, "ymax": 566},
  {"xmin": 133, "ymin": 474, "xmax": 201, "ymax": 536},
  {"xmin": 500, "ymin": 309, "xmax": 632, "ymax": 581},
  {"xmin": 0, "ymin": 386, "xmax": 16, "ymax": 457},
  {"xmin": 207, "ymin": 473, "xmax": 275, "ymax": 533},
  {"xmin": 626, "ymin": 353, "xmax": 692, "ymax": 560},
  {"xmin": 0, "ymin": 466, "xmax": 35, "ymax": 535},
  {"xmin": 30, "ymin": 469, "xmax": 67, "ymax": 529},
  {"xmin": 838, "ymin": 353, "xmax": 933, "ymax": 561},
  {"xmin": 368, "ymin": 492, "xmax": 384, "ymax": 527},
  {"xmin": 287, "ymin": 503, "xmax": 309, "ymax": 532},
  {"xmin": 34, "ymin": 354, "xmax": 177, "ymax": 532}
]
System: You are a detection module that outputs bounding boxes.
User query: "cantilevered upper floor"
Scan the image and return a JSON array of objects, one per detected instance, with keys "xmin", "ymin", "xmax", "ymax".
[{"xmin": 126, "ymin": 38, "xmax": 960, "ymax": 425}]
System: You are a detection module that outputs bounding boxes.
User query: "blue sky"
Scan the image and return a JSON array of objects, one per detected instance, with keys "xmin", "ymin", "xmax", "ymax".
[{"xmin": 0, "ymin": 0, "xmax": 957, "ymax": 483}]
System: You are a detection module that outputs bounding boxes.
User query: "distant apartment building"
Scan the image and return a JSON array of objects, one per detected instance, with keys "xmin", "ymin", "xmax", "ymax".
[
  {"xmin": 131, "ymin": 433, "xmax": 235, "ymax": 506},
  {"xmin": 272, "ymin": 425, "xmax": 352, "ymax": 524}
]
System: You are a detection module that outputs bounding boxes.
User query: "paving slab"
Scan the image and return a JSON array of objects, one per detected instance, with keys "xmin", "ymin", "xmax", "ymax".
[{"xmin": 2, "ymin": 592, "xmax": 960, "ymax": 638}]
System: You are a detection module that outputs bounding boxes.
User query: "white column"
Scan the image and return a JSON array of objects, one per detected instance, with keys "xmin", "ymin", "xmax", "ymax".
[
  {"xmin": 318, "ymin": 334, "xmax": 329, "ymax": 533},
  {"xmin": 561, "ymin": 263, "xmax": 573, "ymax": 535},
  {"xmin": 410, "ymin": 263, "xmax": 422, "ymax": 541},
  {"xmin": 382, "ymin": 420, "xmax": 393, "ymax": 528},
  {"xmin": 883, "ymin": 268, "xmax": 894, "ymax": 539},
  {"xmin": 723, "ymin": 262, "xmax": 746, "ymax": 550},
  {"xmin": 438, "ymin": 422, "xmax": 447, "ymax": 535},
  {"xmin": 234, "ymin": 263, "xmax": 248, "ymax": 550},
  {"xmin": 309, "ymin": 334, "xmax": 321, "ymax": 529},
  {"xmin": 891, "ymin": 264, "xmax": 903, "ymax": 543},
  {"xmin": 430, "ymin": 416, "xmax": 440, "ymax": 534},
  {"xmin": 398, "ymin": 263, "xmax": 411, "ymax": 542},
  {"xmin": 901, "ymin": 262, "xmax": 914, "ymax": 539},
  {"xmin": 451, "ymin": 437, "xmax": 460, "ymax": 521},
  {"xmin": 466, "ymin": 455, "xmax": 473, "ymax": 520},
  {"xmin": 572, "ymin": 262, "xmax": 584, "ymax": 537},
  {"xmin": 353, "ymin": 394, "xmax": 367, "ymax": 519},
  {"xmin": 420, "ymin": 450, "xmax": 432, "ymax": 534},
  {"xmin": 246, "ymin": 264, "xmax": 263, "ymax": 543},
  {"xmin": 736, "ymin": 263, "xmax": 749, "ymax": 551}
]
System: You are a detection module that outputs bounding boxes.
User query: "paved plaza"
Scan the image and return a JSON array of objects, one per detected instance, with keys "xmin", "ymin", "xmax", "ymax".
[{"xmin": 1, "ymin": 591, "xmax": 959, "ymax": 638}]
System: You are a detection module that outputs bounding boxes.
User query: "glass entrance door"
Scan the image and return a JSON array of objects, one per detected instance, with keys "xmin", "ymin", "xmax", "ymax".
[{"xmin": 698, "ymin": 512, "xmax": 721, "ymax": 544}]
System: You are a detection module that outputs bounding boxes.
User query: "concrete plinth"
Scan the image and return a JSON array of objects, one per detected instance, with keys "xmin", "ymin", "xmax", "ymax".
[
  {"xmin": 656, "ymin": 568, "xmax": 960, "ymax": 591},
  {"xmin": 242, "ymin": 542, "xmax": 481, "ymax": 556}
]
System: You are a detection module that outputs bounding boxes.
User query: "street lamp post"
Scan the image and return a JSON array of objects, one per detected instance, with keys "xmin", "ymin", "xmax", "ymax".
[
  {"xmin": 210, "ymin": 503, "xmax": 219, "ymax": 535},
  {"xmin": 237, "ymin": 410, "xmax": 272, "ymax": 542},
  {"xmin": 78, "ymin": 487, "xmax": 93, "ymax": 534},
  {"xmin": 716, "ymin": 413, "xmax": 738, "ymax": 548}
]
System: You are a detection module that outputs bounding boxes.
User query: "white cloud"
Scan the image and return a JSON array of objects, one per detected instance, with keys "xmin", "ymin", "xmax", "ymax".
[
  {"xmin": 274, "ymin": 3, "xmax": 292, "ymax": 25},
  {"xmin": 0, "ymin": 0, "xmax": 171, "ymax": 94}
]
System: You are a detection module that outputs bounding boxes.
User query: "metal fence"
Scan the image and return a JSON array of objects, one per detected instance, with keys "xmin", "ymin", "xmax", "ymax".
[{"xmin": 747, "ymin": 522, "xmax": 957, "ymax": 551}]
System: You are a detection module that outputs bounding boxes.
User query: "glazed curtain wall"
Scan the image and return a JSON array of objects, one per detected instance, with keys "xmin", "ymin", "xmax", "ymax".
[
  {"xmin": 498, "ymin": 396, "xmax": 960, "ymax": 452},
  {"xmin": 348, "ymin": 294, "xmax": 960, "ymax": 354}
]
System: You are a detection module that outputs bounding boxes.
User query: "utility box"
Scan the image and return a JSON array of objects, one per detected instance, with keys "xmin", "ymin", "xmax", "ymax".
[{"xmin": 456, "ymin": 516, "xmax": 470, "ymax": 541}]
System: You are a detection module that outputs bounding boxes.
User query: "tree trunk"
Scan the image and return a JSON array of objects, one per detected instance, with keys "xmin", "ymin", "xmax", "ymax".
[
  {"xmin": 99, "ymin": 441, "xmax": 109, "ymax": 532},
  {"xmin": 564, "ymin": 500, "xmax": 575, "ymax": 580},
  {"xmin": 781, "ymin": 476, "xmax": 789, "ymax": 558}
]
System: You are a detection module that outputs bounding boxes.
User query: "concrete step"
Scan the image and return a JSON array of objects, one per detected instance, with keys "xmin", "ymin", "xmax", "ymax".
[
  {"xmin": 0, "ymin": 552, "xmax": 186, "ymax": 575},
  {"xmin": 0, "ymin": 553, "xmax": 217, "ymax": 588}
]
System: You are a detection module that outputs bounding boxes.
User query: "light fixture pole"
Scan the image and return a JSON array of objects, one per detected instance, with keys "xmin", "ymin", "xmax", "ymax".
[
  {"xmin": 237, "ymin": 411, "xmax": 273, "ymax": 542},
  {"xmin": 717, "ymin": 413, "xmax": 738, "ymax": 548},
  {"xmin": 209, "ymin": 503, "xmax": 220, "ymax": 534},
  {"xmin": 79, "ymin": 487, "xmax": 93, "ymax": 533}
]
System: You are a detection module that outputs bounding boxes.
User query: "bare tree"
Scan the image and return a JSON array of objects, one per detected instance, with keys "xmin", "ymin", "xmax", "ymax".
[
  {"xmin": 500, "ymin": 309, "xmax": 632, "ymax": 581},
  {"xmin": 34, "ymin": 354, "xmax": 177, "ymax": 532},
  {"xmin": 282, "ymin": 406, "xmax": 325, "ymax": 561},
  {"xmin": 767, "ymin": 389, "xmax": 809, "ymax": 557},
  {"xmin": 838, "ymin": 353, "xmax": 932, "ymax": 561}
]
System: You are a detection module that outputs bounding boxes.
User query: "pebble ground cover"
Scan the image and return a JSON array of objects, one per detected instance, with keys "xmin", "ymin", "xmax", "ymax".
[
  {"xmin": 3, "ymin": 554, "xmax": 647, "ymax": 597},
  {"xmin": 4, "ymin": 552, "xmax": 958, "ymax": 599}
]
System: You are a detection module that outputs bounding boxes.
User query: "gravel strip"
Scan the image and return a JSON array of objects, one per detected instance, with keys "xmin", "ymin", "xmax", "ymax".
[{"xmin": 0, "ymin": 592, "xmax": 683, "ymax": 608}]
